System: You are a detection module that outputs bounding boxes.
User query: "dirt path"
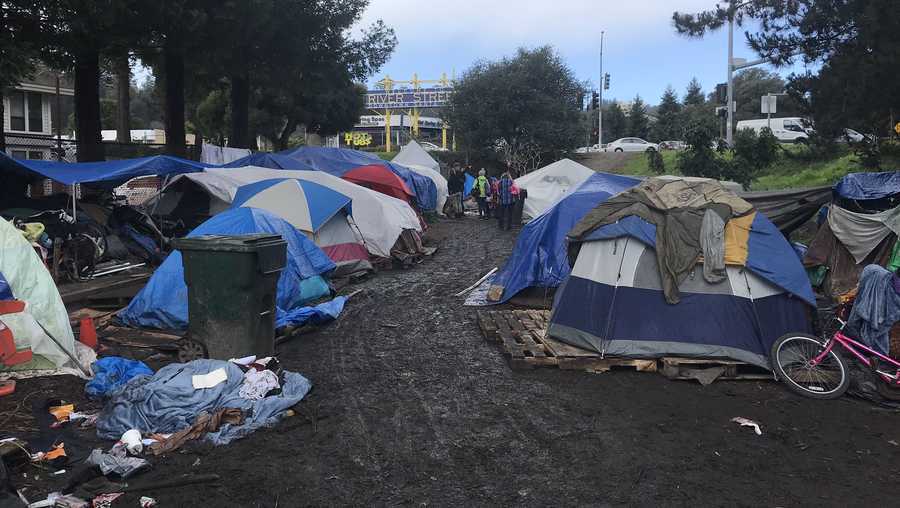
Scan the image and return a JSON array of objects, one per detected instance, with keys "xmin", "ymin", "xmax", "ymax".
[{"xmin": 5, "ymin": 217, "xmax": 900, "ymax": 506}]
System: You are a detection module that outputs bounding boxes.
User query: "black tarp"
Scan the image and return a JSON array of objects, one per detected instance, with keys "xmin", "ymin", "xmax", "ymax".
[{"xmin": 740, "ymin": 186, "xmax": 832, "ymax": 236}]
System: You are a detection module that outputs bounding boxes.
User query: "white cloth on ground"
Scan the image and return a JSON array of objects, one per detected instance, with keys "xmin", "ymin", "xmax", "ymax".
[{"xmin": 239, "ymin": 368, "xmax": 280, "ymax": 400}]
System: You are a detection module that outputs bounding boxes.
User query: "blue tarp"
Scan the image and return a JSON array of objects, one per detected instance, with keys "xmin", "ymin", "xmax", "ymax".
[
  {"xmin": 221, "ymin": 152, "xmax": 312, "ymax": 170},
  {"xmin": 96, "ymin": 359, "xmax": 311, "ymax": 446},
  {"xmin": 0, "ymin": 271, "xmax": 12, "ymax": 300},
  {"xmin": 276, "ymin": 295, "xmax": 348, "ymax": 328},
  {"xmin": 489, "ymin": 172, "xmax": 640, "ymax": 303},
  {"xmin": 584, "ymin": 212, "xmax": 816, "ymax": 306},
  {"xmin": 834, "ymin": 171, "xmax": 900, "ymax": 200},
  {"xmin": 85, "ymin": 357, "xmax": 154, "ymax": 398},
  {"xmin": 464, "ymin": 173, "xmax": 475, "ymax": 197},
  {"xmin": 0, "ymin": 153, "xmax": 208, "ymax": 188},
  {"xmin": 118, "ymin": 207, "xmax": 335, "ymax": 330}
]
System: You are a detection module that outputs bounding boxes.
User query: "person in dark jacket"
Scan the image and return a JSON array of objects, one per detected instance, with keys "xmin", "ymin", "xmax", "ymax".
[
  {"xmin": 497, "ymin": 171, "xmax": 515, "ymax": 230},
  {"xmin": 446, "ymin": 164, "xmax": 466, "ymax": 218}
]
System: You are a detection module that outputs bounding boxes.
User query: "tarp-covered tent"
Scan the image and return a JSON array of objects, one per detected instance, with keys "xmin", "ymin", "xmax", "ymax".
[
  {"xmin": 392, "ymin": 140, "xmax": 440, "ymax": 172},
  {"xmin": 157, "ymin": 167, "xmax": 422, "ymax": 259},
  {"xmin": 231, "ymin": 179, "xmax": 372, "ymax": 276},
  {"xmin": 0, "ymin": 152, "xmax": 208, "ymax": 188},
  {"xmin": 804, "ymin": 172, "xmax": 900, "ymax": 300},
  {"xmin": 548, "ymin": 178, "xmax": 814, "ymax": 368},
  {"xmin": 739, "ymin": 186, "xmax": 832, "ymax": 235},
  {"xmin": 341, "ymin": 164, "xmax": 415, "ymax": 204},
  {"xmin": 0, "ymin": 218, "xmax": 94, "ymax": 377},
  {"xmin": 515, "ymin": 159, "xmax": 596, "ymax": 221},
  {"xmin": 119, "ymin": 207, "xmax": 335, "ymax": 331},
  {"xmin": 271, "ymin": 147, "xmax": 438, "ymax": 211},
  {"xmin": 486, "ymin": 172, "xmax": 640, "ymax": 303}
]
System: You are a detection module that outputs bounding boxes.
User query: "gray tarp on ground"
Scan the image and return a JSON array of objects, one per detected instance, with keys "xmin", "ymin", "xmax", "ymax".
[
  {"xmin": 96, "ymin": 359, "xmax": 311, "ymax": 445},
  {"xmin": 739, "ymin": 186, "xmax": 832, "ymax": 236}
]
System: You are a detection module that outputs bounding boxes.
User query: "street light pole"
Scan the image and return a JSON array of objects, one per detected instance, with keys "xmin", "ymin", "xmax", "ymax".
[
  {"xmin": 598, "ymin": 31, "xmax": 604, "ymax": 148},
  {"xmin": 726, "ymin": 16, "xmax": 734, "ymax": 146}
]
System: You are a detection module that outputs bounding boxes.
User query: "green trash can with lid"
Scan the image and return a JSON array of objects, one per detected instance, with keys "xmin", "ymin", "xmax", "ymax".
[{"xmin": 172, "ymin": 234, "xmax": 287, "ymax": 360}]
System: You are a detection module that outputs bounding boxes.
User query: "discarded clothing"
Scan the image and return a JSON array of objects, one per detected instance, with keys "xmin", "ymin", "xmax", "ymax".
[
  {"xmin": 85, "ymin": 357, "xmax": 154, "ymax": 398},
  {"xmin": 828, "ymin": 204, "xmax": 900, "ymax": 263},
  {"xmin": 148, "ymin": 408, "xmax": 244, "ymax": 456},
  {"xmin": 275, "ymin": 295, "xmax": 347, "ymax": 329},
  {"xmin": 86, "ymin": 446, "xmax": 150, "ymax": 479},
  {"xmin": 804, "ymin": 220, "xmax": 897, "ymax": 300},
  {"xmin": 96, "ymin": 359, "xmax": 311, "ymax": 446},
  {"xmin": 847, "ymin": 264, "xmax": 900, "ymax": 355},
  {"xmin": 569, "ymin": 178, "xmax": 753, "ymax": 303},
  {"xmin": 700, "ymin": 208, "xmax": 727, "ymax": 284},
  {"xmin": 239, "ymin": 369, "xmax": 280, "ymax": 400}
]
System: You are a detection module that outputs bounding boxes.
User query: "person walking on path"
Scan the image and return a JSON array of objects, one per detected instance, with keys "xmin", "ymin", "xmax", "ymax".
[
  {"xmin": 497, "ymin": 171, "xmax": 516, "ymax": 230},
  {"xmin": 446, "ymin": 164, "xmax": 466, "ymax": 218},
  {"xmin": 474, "ymin": 169, "xmax": 490, "ymax": 219}
]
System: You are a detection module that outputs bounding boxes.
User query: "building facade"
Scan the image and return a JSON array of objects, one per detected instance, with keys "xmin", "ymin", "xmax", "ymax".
[{"xmin": 2, "ymin": 68, "xmax": 75, "ymax": 161}]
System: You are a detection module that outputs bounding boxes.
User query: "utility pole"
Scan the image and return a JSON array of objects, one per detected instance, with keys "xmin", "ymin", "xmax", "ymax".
[
  {"xmin": 726, "ymin": 16, "xmax": 734, "ymax": 146},
  {"xmin": 598, "ymin": 31, "xmax": 604, "ymax": 148}
]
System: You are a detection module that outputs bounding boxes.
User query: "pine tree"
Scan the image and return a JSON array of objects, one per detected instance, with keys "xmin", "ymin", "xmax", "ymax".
[
  {"xmin": 604, "ymin": 102, "xmax": 628, "ymax": 141},
  {"xmin": 650, "ymin": 85, "xmax": 682, "ymax": 141},
  {"xmin": 627, "ymin": 95, "xmax": 649, "ymax": 139},
  {"xmin": 684, "ymin": 77, "xmax": 705, "ymax": 106}
]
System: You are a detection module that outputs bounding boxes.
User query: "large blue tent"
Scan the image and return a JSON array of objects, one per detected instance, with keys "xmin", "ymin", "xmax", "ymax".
[
  {"xmin": 486, "ymin": 172, "xmax": 640, "ymax": 303},
  {"xmin": 834, "ymin": 171, "xmax": 900, "ymax": 201},
  {"xmin": 0, "ymin": 153, "xmax": 208, "ymax": 188},
  {"xmin": 119, "ymin": 207, "xmax": 335, "ymax": 331}
]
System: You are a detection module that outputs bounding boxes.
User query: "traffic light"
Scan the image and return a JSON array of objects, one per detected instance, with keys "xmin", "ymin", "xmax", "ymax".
[
  {"xmin": 591, "ymin": 91, "xmax": 599, "ymax": 110},
  {"xmin": 715, "ymin": 83, "xmax": 727, "ymax": 104},
  {"xmin": 603, "ymin": 73, "xmax": 610, "ymax": 90}
]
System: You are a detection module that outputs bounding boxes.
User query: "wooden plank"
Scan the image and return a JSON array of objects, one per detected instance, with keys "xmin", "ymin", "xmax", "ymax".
[
  {"xmin": 557, "ymin": 357, "xmax": 658, "ymax": 373},
  {"xmin": 540, "ymin": 334, "xmax": 601, "ymax": 358},
  {"xmin": 59, "ymin": 273, "xmax": 151, "ymax": 304},
  {"xmin": 659, "ymin": 357, "xmax": 771, "ymax": 381}
]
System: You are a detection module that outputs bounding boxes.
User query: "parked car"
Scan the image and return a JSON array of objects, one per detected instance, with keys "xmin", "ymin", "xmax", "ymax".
[
  {"xmin": 659, "ymin": 140, "xmax": 687, "ymax": 150},
  {"xmin": 419, "ymin": 141, "xmax": 448, "ymax": 152},
  {"xmin": 604, "ymin": 138, "xmax": 659, "ymax": 152},
  {"xmin": 838, "ymin": 128, "xmax": 875, "ymax": 143},
  {"xmin": 735, "ymin": 117, "xmax": 812, "ymax": 143}
]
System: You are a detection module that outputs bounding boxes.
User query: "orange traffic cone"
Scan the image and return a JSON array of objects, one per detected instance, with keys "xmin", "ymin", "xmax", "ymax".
[{"xmin": 79, "ymin": 317, "xmax": 97, "ymax": 349}]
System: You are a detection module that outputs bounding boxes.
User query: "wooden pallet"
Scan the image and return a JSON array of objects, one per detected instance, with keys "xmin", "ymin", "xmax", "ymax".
[
  {"xmin": 478, "ymin": 310, "xmax": 656, "ymax": 372},
  {"xmin": 659, "ymin": 357, "xmax": 772, "ymax": 383}
]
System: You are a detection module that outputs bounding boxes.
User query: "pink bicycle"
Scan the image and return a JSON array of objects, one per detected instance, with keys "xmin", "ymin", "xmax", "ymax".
[{"xmin": 771, "ymin": 302, "xmax": 900, "ymax": 400}]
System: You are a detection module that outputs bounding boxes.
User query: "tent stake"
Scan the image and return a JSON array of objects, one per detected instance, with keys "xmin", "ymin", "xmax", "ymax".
[{"xmin": 455, "ymin": 267, "xmax": 497, "ymax": 297}]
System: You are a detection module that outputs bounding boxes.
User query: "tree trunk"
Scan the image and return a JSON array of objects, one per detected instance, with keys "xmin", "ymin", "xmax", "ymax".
[
  {"xmin": 115, "ymin": 53, "xmax": 131, "ymax": 143},
  {"xmin": 229, "ymin": 73, "xmax": 249, "ymax": 148},
  {"xmin": 0, "ymin": 89, "xmax": 6, "ymax": 153},
  {"xmin": 163, "ymin": 47, "xmax": 186, "ymax": 158},
  {"xmin": 276, "ymin": 118, "xmax": 298, "ymax": 151},
  {"xmin": 74, "ymin": 50, "xmax": 105, "ymax": 162}
]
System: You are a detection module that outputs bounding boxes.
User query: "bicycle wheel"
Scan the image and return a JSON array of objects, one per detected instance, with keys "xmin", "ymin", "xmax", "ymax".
[{"xmin": 770, "ymin": 333, "xmax": 850, "ymax": 400}]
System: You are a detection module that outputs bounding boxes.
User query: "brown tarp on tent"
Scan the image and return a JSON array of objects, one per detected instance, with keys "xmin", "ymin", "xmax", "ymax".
[
  {"xmin": 740, "ymin": 186, "xmax": 832, "ymax": 236},
  {"xmin": 803, "ymin": 220, "xmax": 895, "ymax": 301}
]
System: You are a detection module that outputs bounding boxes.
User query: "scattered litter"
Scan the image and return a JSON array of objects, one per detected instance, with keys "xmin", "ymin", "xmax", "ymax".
[
  {"xmin": 889, "ymin": 440, "xmax": 898, "ymax": 446},
  {"xmin": 139, "ymin": 496, "xmax": 157, "ymax": 508},
  {"xmin": 119, "ymin": 429, "xmax": 143, "ymax": 455},
  {"xmin": 191, "ymin": 367, "xmax": 228, "ymax": 389},
  {"xmin": 731, "ymin": 417, "xmax": 763, "ymax": 435},
  {"xmin": 90, "ymin": 492, "xmax": 124, "ymax": 508},
  {"xmin": 86, "ymin": 446, "xmax": 150, "ymax": 478},
  {"xmin": 239, "ymin": 368, "xmax": 280, "ymax": 400},
  {"xmin": 51, "ymin": 469, "xmax": 66, "ymax": 476},
  {"xmin": 48, "ymin": 403, "xmax": 75, "ymax": 423},
  {"xmin": 192, "ymin": 458, "xmax": 201, "ymax": 467}
]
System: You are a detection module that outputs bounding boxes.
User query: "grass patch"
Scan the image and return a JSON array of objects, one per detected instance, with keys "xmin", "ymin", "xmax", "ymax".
[
  {"xmin": 374, "ymin": 151, "xmax": 398, "ymax": 160},
  {"xmin": 751, "ymin": 150, "xmax": 900, "ymax": 190},
  {"xmin": 618, "ymin": 150, "xmax": 680, "ymax": 176}
]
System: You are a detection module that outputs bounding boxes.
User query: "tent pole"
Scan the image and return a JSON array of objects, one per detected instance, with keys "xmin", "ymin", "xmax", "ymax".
[
  {"xmin": 599, "ymin": 236, "xmax": 630, "ymax": 358},
  {"xmin": 71, "ymin": 184, "xmax": 77, "ymax": 221}
]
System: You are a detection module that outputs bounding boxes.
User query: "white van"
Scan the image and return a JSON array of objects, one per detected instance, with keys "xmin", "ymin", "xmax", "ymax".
[{"xmin": 735, "ymin": 117, "xmax": 812, "ymax": 143}]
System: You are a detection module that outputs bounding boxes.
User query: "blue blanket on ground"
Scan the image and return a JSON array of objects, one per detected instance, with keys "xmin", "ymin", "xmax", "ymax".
[
  {"xmin": 847, "ymin": 264, "xmax": 900, "ymax": 355},
  {"xmin": 96, "ymin": 359, "xmax": 311, "ymax": 445}
]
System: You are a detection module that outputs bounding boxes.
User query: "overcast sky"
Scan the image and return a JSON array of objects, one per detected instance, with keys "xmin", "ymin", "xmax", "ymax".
[{"xmin": 358, "ymin": 0, "xmax": 811, "ymax": 104}]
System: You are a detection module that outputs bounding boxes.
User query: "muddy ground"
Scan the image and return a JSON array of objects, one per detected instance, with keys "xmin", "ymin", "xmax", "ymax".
[{"xmin": 4, "ymin": 216, "xmax": 900, "ymax": 507}]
